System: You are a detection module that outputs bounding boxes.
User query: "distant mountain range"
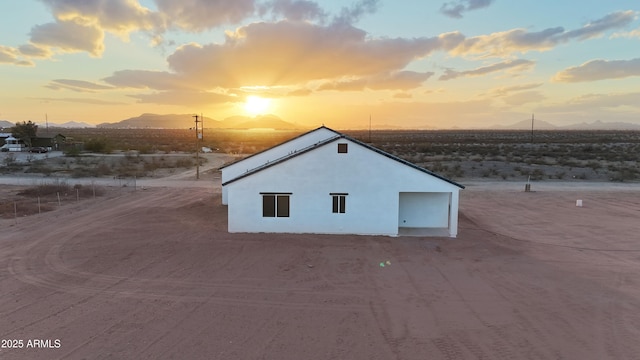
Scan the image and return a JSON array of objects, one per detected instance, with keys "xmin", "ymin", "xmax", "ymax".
[
  {"xmin": 1, "ymin": 119, "xmax": 95, "ymax": 129},
  {"xmin": 49, "ymin": 121, "xmax": 95, "ymax": 128},
  {"xmin": 491, "ymin": 119, "xmax": 640, "ymax": 130},
  {"xmin": 3, "ymin": 116, "xmax": 640, "ymax": 130},
  {"xmin": 0, "ymin": 120, "xmax": 14, "ymax": 129},
  {"xmin": 96, "ymin": 113, "xmax": 304, "ymax": 130}
]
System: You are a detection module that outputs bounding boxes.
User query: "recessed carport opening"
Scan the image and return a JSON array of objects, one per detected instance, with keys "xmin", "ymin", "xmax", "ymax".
[{"xmin": 398, "ymin": 192, "xmax": 451, "ymax": 236}]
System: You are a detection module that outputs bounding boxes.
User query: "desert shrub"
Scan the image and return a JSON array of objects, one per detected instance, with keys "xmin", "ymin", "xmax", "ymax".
[
  {"xmin": 85, "ymin": 138, "xmax": 113, "ymax": 153},
  {"xmin": 611, "ymin": 169, "xmax": 638, "ymax": 182},
  {"xmin": 73, "ymin": 184, "xmax": 105, "ymax": 197},
  {"xmin": 24, "ymin": 160, "xmax": 54, "ymax": 176},
  {"xmin": 427, "ymin": 161, "xmax": 447, "ymax": 172},
  {"xmin": 138, "ymin": 145, "xmax": 154, "ymax": 154},
  {"xmin": 586, "ymin": 161, "xmax": 601, "ymax": 170},
  {"xmin": 530, "ymin": 168, "xmax": 545, "ymax": 180},
  {"xmin": 175, "ymin": 157, "xmax": 194, "ymax": 168},
  {"xmin": 18, "ymin": 181, "xmax": 72, "ymax": 196},
  {"xmin": 2, "ymin": 153, "xmax": 17, "ymax": 166},
  {"xmin": 64, "ymin": 147, "xmax": 81, "ymax": 157},
  {"xmin": 1, "ymin": 153, "xmax": 23, "ymax": 172},
  {"xmin": 445, "ymin": 164, "xmax": 464, "ymax": 179},
  {"xmin": 71, "ymin": 168, "xmax": 91, "ymax": 178},
  {"xmin": 95, "ymin": 163, "xmax": 112, "ymax": 176},
  {"xmin": 143, "ymin": 158, "xmax": 160, "ymax": 173}
]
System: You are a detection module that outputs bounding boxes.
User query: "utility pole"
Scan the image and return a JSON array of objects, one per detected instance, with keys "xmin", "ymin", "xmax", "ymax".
[
  {"xmin": 531, "ymin": 113, "xmax": 534, "ymax": 144},
  {"xmin": 193, "ymin": 114, "xmax": 200, "ymax": 180}
]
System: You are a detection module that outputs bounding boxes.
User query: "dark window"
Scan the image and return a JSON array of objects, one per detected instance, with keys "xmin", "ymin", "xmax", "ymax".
[
  {"xmin": 262, "ymin": 193, "xmax": 290, "ymax": 217},
  {"xmin": 337, "ymin": 143, "xmax": 348, "ymax": 153},
  {"xmin": 277, "ymin": 195, "xmax": 290, "ymax": 217},
  {"xmin": 331, "ymin": 193, "xmax": 347, "ymax": 213},
  {"xmin": 263, "ymin": 195, "xmax": 276, "ymax": 217}
]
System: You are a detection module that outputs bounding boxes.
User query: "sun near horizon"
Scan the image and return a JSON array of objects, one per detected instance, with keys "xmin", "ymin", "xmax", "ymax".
[
  {"xmin": 0, "ymin": 2, "xmax": 639, "ymax": 129},
  {"xmin": 243, "ymin": 96, "xmax": 273, "ymax": 117}
]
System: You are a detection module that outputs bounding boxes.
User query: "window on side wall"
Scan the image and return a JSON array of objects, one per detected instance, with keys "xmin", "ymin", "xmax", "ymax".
[
  {"xmin": 337, "ymin": 143, "xmax": 348, "ymax": 153},
  {"xmin": 331, "ymin": 193, "xmax": 347, "ymax": 213},
  {"xmin": 262, "ymin": 193, "xmax": 291, "ymax": 217}
]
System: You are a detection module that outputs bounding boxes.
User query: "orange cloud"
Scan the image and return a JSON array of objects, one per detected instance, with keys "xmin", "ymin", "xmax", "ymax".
[
  {"xmin": 40, "ymin": 0, "xmax": 160, "ymax": 35},
  {"xmin": 101, "ymin": 19, "xmax": 454, "ymax": 104},
  {"xmin": 450, "ymin": 11, "xmax": 636, "ymax": 58},
  {"xmin": 104, "ymin": 70, "xmax": 193, "ymax": 90},
  {"xmin": 18, "ymin": 44, "xmax": 53, "ymax": 58},
  {"xmin": 553, "ymin": 58, "xmax": 640, "ymax": 82},
  {"xmin": 156, "ymin": 0, "xmax": 255, "ymax": 32},
  {"xmin": 439, "ymin": 59, "xmax": 535, "ymax": 80},
  {"xmin": 487, "ymin": 83, "xmax": 543, "ymax": 97},
  {"xmin": 539, "ymin": 92, "xmax": 640, "ymax": 113},
  {"xmin": 164, "ymin": 21, "xmax": 451, "ymax": 88},
  {"xmin": 0, "ymin": 46, "xmax": 19, "ymax": 64},
  {"xmin": 128, "ymin": 90, "xmax": 239, "ymax": 106},
  {"xmin": 45, "ymin": 79, "xmax": 114, "ymax": 92},
  {"xmin": 30, "ymin": 20, "xmax": 105, "ymax": 56}
]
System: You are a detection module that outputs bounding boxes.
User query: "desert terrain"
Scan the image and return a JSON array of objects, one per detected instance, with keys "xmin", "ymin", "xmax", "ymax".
[{"xmin": 1, "ymin": 151, "xmax": 639, "ymax": 359}]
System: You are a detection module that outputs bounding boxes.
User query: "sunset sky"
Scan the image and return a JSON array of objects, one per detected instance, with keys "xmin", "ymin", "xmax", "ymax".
[{"xmin": 1, "ymin": 0, "xmax": 639, "ymax": 129}]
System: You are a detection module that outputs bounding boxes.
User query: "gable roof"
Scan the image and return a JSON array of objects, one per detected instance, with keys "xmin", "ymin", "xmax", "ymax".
[
  {"xmin": 219, "ymin": 125, "xmax": 340, "ymax": 170},
  {"xmin": 222, "ymin": 130, "xmax": 465, "ymax": 189},
  {"xmin": 35, "ymin": 133, "xmax": 66, "ymax": 139}
]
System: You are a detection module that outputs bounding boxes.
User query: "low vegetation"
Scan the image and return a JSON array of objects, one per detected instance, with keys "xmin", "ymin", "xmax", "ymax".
[
  {"xmin": 0, "ymin": 181, "xmax": 106, "ymax": 219},
  {"xmin": 2, "ymin": 128, "xmax": 639, "ymax": 182},
  {"xmin": 347, "ymin": 129, "xmax": 640, "ymax": 182}
]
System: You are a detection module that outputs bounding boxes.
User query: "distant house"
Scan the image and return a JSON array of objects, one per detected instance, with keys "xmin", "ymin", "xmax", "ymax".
[
  {"xmin": 0, "ymin": 136, "xmax": 25, "ymax": 152},
  {"xmin": 33, "ymin": 133, "xmax": 66, "ymax": 150},
  {"xmin": 220, "ymin": 126, "xmax": 464, "ymax": 237},
  {"xmin": 0, "ymin": 132, "xmax": 66, "ymax": 151},
  {"xmin": 0, "ymin": 133, "xmax": 12, "ymax": 146}
]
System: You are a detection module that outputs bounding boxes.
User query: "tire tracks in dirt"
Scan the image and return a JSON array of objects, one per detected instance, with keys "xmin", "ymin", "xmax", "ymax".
[{"xmin": 5, "ymin": 188, "xmax": 370, "ymax": 315}]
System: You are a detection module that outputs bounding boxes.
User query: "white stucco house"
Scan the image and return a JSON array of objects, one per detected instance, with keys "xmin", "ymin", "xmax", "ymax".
[
  {"xmin": 0, "ymin": 135, "xmax": 25, "ymax": 152},
  {"xmin": 220, "ymin": 126, "xmax": 464, "ymax": 237}
]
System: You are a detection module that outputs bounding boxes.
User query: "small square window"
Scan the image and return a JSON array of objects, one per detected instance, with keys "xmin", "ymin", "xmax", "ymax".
[{"xmin": 337, "ymin": 143, "xmax": 348, "ymax": 153}]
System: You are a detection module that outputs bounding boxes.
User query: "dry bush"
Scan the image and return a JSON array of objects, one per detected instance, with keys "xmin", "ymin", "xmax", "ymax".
[{"xmin": 17, "ymin": 182, "xmax": 105, "ymax": 197}]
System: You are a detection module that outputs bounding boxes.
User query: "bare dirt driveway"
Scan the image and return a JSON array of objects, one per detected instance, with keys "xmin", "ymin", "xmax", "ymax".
[{"xmin": 1, "ymin": 168, "xmax": 640, "ymax": 358}]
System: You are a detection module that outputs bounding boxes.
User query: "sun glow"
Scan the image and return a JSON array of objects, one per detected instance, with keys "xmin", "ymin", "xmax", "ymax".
[{"xmin": 244, "ymin": 95, "xmax": 272, "ymax": 116}]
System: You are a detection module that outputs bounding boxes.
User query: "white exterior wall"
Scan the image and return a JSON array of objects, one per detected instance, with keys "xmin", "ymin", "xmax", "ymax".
[
  {"xmin": 221, "ymin": 127, "xmax": 338, "ymax": 204},
  {"xmin": 226, "ymin": 138, "xmax": 461, "ymax": 236}
]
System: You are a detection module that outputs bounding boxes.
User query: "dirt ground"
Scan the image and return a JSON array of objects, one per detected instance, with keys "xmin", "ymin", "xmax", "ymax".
[{"xmin": 1, "ymin": 175, "xmax": 640, "ymax": 359}]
